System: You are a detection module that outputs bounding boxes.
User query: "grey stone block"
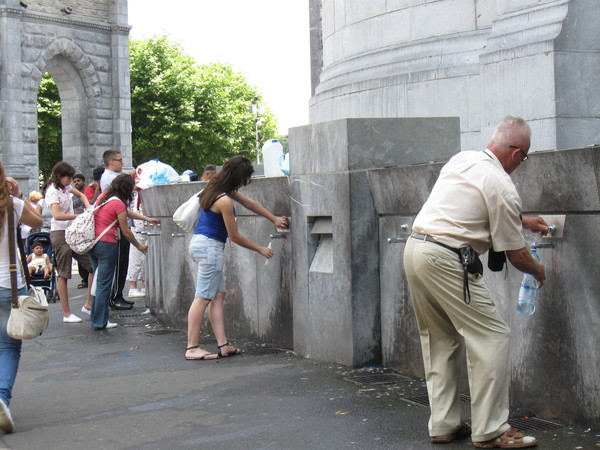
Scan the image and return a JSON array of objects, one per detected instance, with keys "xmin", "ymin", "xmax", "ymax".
[
  {"xmin": 378, "ymin": 215, "xmax": 423, "ymax": 378},
  {"xmin": 290, "ymin": 118, "xmax": 459, "ymax": 175},
  {"xmin": 376, "ymin": 147, "xmax": 600, "ymax": 428},
  {"xmin": 511, "ymin": 147, "xmax": 600, "ymax": 212},
  {"xmin": 141, "ymin": 179, "xmax": 293, "ymax": 347},
  {"xmin": 368, "ymin": 163, "xmax": 444, "ymax": 216}
]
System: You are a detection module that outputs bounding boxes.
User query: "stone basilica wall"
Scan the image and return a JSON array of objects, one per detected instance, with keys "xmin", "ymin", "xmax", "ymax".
[
  {"xmin": 308, "ymin": 0, "xmax": 600, "ymax": 153},
  {"xmin": 0, "ymin": 0, "xmax": 131, "ymax": 193}
]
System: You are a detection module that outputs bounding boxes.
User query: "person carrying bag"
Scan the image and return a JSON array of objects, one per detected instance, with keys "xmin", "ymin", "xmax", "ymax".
[
  {"xmin": 65, "ymin": 197, "xmax": 121, "ymax": 254},
  {"xmin": 6, "ymin": 198, "xmax": 49, "ymax": 340},
  {"xmin": 0, "ymin": 162, "xmax": 44, "ymax": 434}
]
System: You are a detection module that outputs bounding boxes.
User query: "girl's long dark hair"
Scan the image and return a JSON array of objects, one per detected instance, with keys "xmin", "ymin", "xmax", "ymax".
[
  {"xmin": 0, "ymin": 161, "xmax": 8, "ymax": 238},
  {"xmin": 101, "ymin": 174, "xmax": 135, "ymax": 205},
  {"xmin": 200, "ymin": 156, "xmax": 254, "ymax": 211},
  {"xmin": 49, "ymin": 161, "xmax": 76, "ymax": 190}
]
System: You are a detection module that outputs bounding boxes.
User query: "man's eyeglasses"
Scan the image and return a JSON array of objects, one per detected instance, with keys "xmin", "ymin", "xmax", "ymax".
[
  {"xmin": 113, "ymin": 158, "xmax": 123, "ymax": 162},
  {"xmin": 509, "ymin": 146, "xmax": 528, "ymax": 161}
]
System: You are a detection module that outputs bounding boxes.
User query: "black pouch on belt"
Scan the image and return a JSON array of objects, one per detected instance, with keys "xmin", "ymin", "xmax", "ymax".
[
  {"xmin": 487, "ymin": 248, "xmax": 506, "ymax": 272},
  {"xmin": 459, "ymin": 246, "xmax": 483, "ymax": 304}
]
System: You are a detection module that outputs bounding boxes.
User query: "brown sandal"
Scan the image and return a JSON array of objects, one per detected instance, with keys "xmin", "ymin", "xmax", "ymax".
[
  {"xmin": 217, "ymin": 342, "xmax": 241, "ymax": 357},
  {"xmin": 431, "ymin": 422, "xmax": 471, "ymax": 443},
  {"xmin": 473, "ymin": 427, "xmax": 537, "ymax": 448},
  {"xmin": 184, "ymin": 346, "xmax": 219, "ymax": 361}
]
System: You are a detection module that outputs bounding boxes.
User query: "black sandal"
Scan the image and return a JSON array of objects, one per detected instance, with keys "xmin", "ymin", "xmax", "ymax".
[
  {"xmin": 217, "ymin": 342, "xmax": 241, "ymax": 358},
  {"xmin": 185, "ymin": 346, "xmax": 218, "ymax": 361}
]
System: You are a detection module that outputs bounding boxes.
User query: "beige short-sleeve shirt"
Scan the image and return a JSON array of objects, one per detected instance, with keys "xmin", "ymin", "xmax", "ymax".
[
  {"xmin": 412, "ymin": 150, "xmax": 525, "ymax": 255},
  {"xmin": 45, "ymin": 183, "xmax": 75, "ymax": 230}
]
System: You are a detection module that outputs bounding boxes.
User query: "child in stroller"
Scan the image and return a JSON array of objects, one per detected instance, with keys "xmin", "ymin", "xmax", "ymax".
[
  {"xmin": 27, "ymin": 240, "xmax": 52, "ymax": 278},
  {"xmin": 25, "ymin": 231, "xmax": 58, "ymax": 302}
]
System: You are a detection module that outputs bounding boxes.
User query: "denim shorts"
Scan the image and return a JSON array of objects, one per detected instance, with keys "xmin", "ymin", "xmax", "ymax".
[{"xmin": 189, "ymin": 234, "xmax": 226, "ymax": 299}]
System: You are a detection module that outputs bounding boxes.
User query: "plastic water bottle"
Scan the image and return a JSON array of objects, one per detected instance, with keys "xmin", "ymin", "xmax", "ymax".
[
  {"xmin": 517, "ymin": 248, "xmax": 539, "ymax": 316},
  {"xmin": 262, "ymin": 140, "xmax": 284, "ymax": 177}
]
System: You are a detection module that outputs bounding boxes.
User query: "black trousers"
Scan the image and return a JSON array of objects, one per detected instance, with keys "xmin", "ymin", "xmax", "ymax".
[
  {"xmin": 78, "ymin": 261, "xmax": 89, "ymax": 283},
  {"xmin": 110, "ymin": 238, "xmax": 130, "ymax": 302}
]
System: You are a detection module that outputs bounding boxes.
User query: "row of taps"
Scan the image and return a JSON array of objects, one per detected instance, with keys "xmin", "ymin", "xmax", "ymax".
[
  {"xmin": 139, "ymin": 222, "xmax": 289, "ymax": 240},
  {"xmin": 388, "ymin": 224, "xmax": 559, "ymax": 249}
]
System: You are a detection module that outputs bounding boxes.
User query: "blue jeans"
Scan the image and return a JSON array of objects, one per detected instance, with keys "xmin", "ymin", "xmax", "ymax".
[
  {"xmin": 0, "ymin": 286, "xmax": 25, "ymax": 406},
  {"xmin": 88, "ymin": 241, "xmax": 118, "ymax": 329},
  {"xmin": 189, "ymin": 235, "xmax": 226, "ymax": 299}
]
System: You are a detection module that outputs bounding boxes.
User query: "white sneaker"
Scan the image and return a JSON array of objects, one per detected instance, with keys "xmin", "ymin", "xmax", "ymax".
[
  {"xmin": 63, "ymin": 314, "xmax": 82, "ymax": 323},
  {"xmin": 80, "ymin": 306, "xmax": 91, "ymax": 316},
  {"xmin": 0, "ymin": 398, "xmax": 14, "ymax": 433},
  {"xmin": 105, "ymin": 321, "xmax": 118, "ymax": 329},
  {"xmin": 128, "ymin": 289, "xmax": 145, "ymax": 298}
]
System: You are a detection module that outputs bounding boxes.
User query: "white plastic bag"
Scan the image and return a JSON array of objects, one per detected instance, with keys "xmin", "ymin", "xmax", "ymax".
[
  {"xmin": 173, "ymin": 190, "xmax": 203, "ymax": 233},
  {"xmin": 91, "ymin": 267, "xmax": 98, "ymax": 296},
  {"xmin": 135, "ymin": 159, "xmax": 180, "ymax": 189}
]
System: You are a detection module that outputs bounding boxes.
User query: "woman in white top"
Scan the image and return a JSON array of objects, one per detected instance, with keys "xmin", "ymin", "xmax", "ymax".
[
  {"xmin": 0, "ymin": 161, "xmax": 43, "ymax": 433},
  {"xmin": 46, "ymin": 162, "xmax": 93, "ymax": 323}
]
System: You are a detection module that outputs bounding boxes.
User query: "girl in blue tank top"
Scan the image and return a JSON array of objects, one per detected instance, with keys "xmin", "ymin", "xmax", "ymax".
[{"xmin": 185, "ymin": 156, "xmax": 289, "ymax": 361}]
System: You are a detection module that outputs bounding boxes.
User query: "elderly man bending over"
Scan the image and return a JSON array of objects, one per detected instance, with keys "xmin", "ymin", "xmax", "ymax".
[{"xmin": 404, "ymin": 116, "xmax": 546, "ymax": 448}]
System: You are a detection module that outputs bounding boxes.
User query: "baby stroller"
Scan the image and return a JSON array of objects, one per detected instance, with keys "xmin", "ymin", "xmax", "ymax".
[{"xmin": 25, "ymin": 230, "xmax": 58, "ymax": 303}]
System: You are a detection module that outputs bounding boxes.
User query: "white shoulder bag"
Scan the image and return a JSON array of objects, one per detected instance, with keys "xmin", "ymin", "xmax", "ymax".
[{"xmin": 173, "ymin": 190, "xmax": 203, "ymax": 233}]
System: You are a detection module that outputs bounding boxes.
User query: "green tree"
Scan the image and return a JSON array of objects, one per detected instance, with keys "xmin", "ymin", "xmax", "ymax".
[
  {"xmin": 130, "ymin": 36, "xmax": 278, "ymax": 173},
  {"xmin": 37, "ymin": 73, "xmax": 62, "ymax": 184}
]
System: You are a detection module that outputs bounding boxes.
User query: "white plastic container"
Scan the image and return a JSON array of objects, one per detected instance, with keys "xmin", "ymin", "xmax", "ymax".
[{"xmin": 262, "ymin": 139, "xmax": 284, "ymax": 177}]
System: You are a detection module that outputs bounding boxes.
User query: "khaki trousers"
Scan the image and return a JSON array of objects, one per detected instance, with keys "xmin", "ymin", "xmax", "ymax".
[{"xmin": 403, "ymin": 237, "xmax": 511, "ymax": 442}]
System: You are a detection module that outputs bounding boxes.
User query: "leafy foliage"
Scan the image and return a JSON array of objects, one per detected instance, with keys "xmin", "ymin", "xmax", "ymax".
[
  {"xmin": 130, "ymin": 36, "xmax": 278, "ymax": 173},
  {"xmin": 35, "ymin": 35, "xmax": 279, "ymax": 180},
  {"xmin": 37, "ymin": 73, "xmax": 62, "ymax": 184}
]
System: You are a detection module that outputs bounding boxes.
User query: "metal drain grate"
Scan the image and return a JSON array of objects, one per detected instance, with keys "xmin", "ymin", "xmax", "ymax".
[
  {"xmin": 507, "ymin": 417, "xmax": 563, "ymax": 432},
  {"xmin": 143, "ymin": 329, "xmax": 185, "ymax": 336},
  {"xmin": 34, "ymin": 336, "xmax": 74, "ymax": 346},
  {"xmin": 398, "ymin": 397, "xmax": 564, "ymax": 432},
  {"xmin": 345, "ymin": 372, "xmax": 415, "ymax": 386},
  {"xmin": 112, "ymin": 310, "xmax": 152, "ymax": 319},
  {"xmin": 114, "ymin": 310, "xmax": 160, "ymax": 328},
  {"xmin": 241, "ymin": 345, "xmax": 289, "ymax": 356},
  {"xmin": 401, "ymin": 394, "xmax": 430, "ymax": 407},
  {"xmin": 121, "ymin": 322, "xmax": 159, "ymax": 328},
  {"xmin": 401, "ymin": 393, "xmax": 470, "ymax": 408}
]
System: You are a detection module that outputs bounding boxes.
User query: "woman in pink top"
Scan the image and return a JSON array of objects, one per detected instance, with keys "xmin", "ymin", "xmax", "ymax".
[{"xmin": 88, "ymin": 174, "xmax": 157, "ymax": 330}]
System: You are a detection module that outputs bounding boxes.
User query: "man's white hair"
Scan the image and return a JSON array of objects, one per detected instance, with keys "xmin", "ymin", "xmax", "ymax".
[{"xmin": 491, "ymin": 115, "xmax": 531, "ymax": 146}]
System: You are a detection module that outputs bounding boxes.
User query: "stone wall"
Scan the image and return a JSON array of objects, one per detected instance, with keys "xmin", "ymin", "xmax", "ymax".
[
  {"xmin": 372, "ymin": 146, "xmax": 600, "ymax": 428},
  {"xmin": 18, "ymin": 0, "xmax": 110, "ymax": 21},
  {"xmin": 288, "ymin": 118, "xmax": 460, "ymax": 366},
  {"xmin": 0, "ymin": 0, "xmax": 131, "ymax": 193},
  {"xmin": 308, "ymin": 0, "xmax": 600, "ymax": 153},
  {"xmin": 141, "ymin": 178, "xmax": 293, "ymax": 349},
  {"xmin": 141, "ymin": 141, "xmax": 599, "ymax": 428}
]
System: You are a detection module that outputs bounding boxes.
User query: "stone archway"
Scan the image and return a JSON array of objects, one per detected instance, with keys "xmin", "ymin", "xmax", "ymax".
[
  {"xmin": 24, "ymin": 38, "xmax": 103, "ymax": 176},
  {"xmin": 0, "ymin": 0, "xmax": 131, "ymax": 194}
]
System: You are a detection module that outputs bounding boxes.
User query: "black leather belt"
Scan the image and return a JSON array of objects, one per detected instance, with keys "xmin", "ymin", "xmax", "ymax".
[
  {"xmin": 410, "ymin": 232, "xmax": 460, "ymax": 257},
  {"xmin": 410, "ymin": 231, "xmax": 483, "ymax": 305}
]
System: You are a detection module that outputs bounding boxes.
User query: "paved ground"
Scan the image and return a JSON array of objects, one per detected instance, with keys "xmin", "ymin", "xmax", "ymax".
[{"xmin": 1, "ymin": 280, "xmax": 598, "ymax": 449}]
